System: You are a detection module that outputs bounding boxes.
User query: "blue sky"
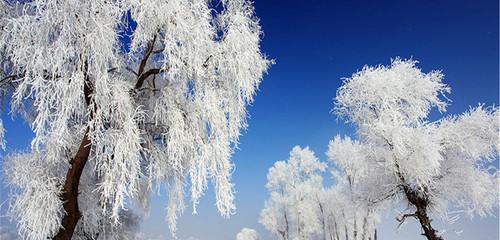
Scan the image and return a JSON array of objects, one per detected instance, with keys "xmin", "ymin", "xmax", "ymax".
[{"xmin": 1, "ymin": 0, "xmax": 499, "ymax": 239}]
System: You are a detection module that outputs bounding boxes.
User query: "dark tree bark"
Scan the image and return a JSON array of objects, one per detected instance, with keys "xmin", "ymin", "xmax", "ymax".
[
  {"xmin": 402, "ymin": 185, "xmax": 443, "ymax": 240},
  {"xmin": 318, "ymin": 200, "xmax": 328, "ymax": 240},
  {"xmin": 54, "ymin": 133, "xmax": 91, "ymax": 240},
  {"xmin": 278, "ymin": 210, "xmax": 290, "ymax": 240},
  {"xmin": 353, "ymin": 218, "xmax": 358, "ymax": 240},
  {"xmin": 390, "ymin": 145, "xmax": 442, "ymax": 240},
  {"xmin": 54, "ymin": 74, "xmax": 94, "ymax": 240}
]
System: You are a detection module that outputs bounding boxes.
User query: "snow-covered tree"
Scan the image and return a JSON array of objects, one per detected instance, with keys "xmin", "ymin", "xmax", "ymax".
[
  {"xmin": 236, "ymin": 228, "xmax": 260, "ymax": 240},
  {"xmin": 0, "ymin": 0, "xmax": 270, "ymax": 239},
  {"xmin": 322, "ymin": 166, "xmax": 379, "ymax": 240},
  {"xmin": 259, "ymin": 146, "xmax": 379, "ymax": 240},
  {"xmin": 329, "ymin": 58, "xmax": 499, "ymax": 240},
  {"xmin": 259, "ymin": 146, "xmax": 326, "ymax": 240}
]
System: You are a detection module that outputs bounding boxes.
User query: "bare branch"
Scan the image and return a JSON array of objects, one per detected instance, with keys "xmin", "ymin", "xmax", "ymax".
[
  {"xmin": 125, "ymin": 67, "xmax": 138, "ymax": 76},
  {"xmin": 396, "ymin": 213, "xmax": 417, "ymax": 228},
  {"xmin": 134, "ymin": 68, "xmax": 165, "ymax": 90},
  {"xmin": 135, "ymin": 35, "xmax": 157, "ymax": 84}
]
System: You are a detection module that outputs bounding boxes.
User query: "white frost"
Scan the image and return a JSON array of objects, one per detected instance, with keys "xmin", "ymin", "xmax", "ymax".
[{"xmin": 0, "ymin": 0, "xmax": 270, "ymax": 238}]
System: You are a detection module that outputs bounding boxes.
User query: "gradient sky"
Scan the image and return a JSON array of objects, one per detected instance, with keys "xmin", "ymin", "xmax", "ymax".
[{"xmin": 1, "ymin": 0, "xmax": 499, "ymax": 240}]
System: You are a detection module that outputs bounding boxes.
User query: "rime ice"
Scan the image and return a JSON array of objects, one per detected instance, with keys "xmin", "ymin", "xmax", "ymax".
[{"xmin": 0, "ymin": 0, "xmax": 270, "ymax": 239}]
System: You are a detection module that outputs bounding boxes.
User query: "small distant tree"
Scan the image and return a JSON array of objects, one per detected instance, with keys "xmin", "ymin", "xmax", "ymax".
[
  {"xmin": 0, "ymin": 0, "xmax": 270, "ymax": 239},
  {"xmin": 259, "ymin": 146, "xmax": 379, "ymax": 240},
  {"xmin": 259, "ymin": 146, "xmax": 326, "ymax": 240},
  {"xmin": 259, "ymin": 192, "xmax": 290, "ymax": 240},
  {"xmin": 322, "ymin": 167, "xmax": 379, "ymax": 240},
  {"xmin": 329, "ymin": 58, "xmax": 498, "ymax": 240},
  {"xmin": 236, "ymin": 228, "xmax": 261, "ymax": 240}
]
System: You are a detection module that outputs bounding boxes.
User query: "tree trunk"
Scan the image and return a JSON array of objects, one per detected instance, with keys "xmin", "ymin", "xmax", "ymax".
[
  {"xmin": 394, "ymin": 157, "xmax": 442, "ymax": 240},
  {"xmin": 318, "ymin": 201, "xmax": 327, "ymax": 240},
  {"xmin": 53, "ymin": 130, "xmax": 91, "ymax": 240},
  {"xmin": 54, "ymin": 72, "xmax": 93, "ymax": 240},
  {"xmin": 362, "ymin": 215, "xmax": 368, "ymax": 240},
  {"xmin": 353, "ymin": 218, "xmax": 357, "ymax": 240},
  {"xmin": 333, "ymin": 218, "xmax": 340, "ymax": 240},
  {"xmin": 345, "ymin": 224, "xmax": 349, "ymax": 240},
  {"xmin": 327, "ymin": 216, "xmax": 335, "ymax": 240},
  {"xmin": 402, "ymin": 185, "xmax": 443, "ymax": 240},
  {"xmin": 281, "ymin": 210, "xmax": 289, "ymax": 240},
  {"xmin": 343, "ymin": 211, "xmax": 349, "ymax": 240},
  {"xmin": 279, "ymin": 230, "xmax": 287, "ymax": 240},
  {"xmin": 415, "ymin": 204, "xmax": 442, "ymax": 240}
]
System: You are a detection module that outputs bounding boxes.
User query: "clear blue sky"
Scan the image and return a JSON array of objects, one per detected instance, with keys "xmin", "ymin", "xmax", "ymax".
[{"xmin": 1, "ymin": 0, "xmax": 499, "ymax": 239}]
